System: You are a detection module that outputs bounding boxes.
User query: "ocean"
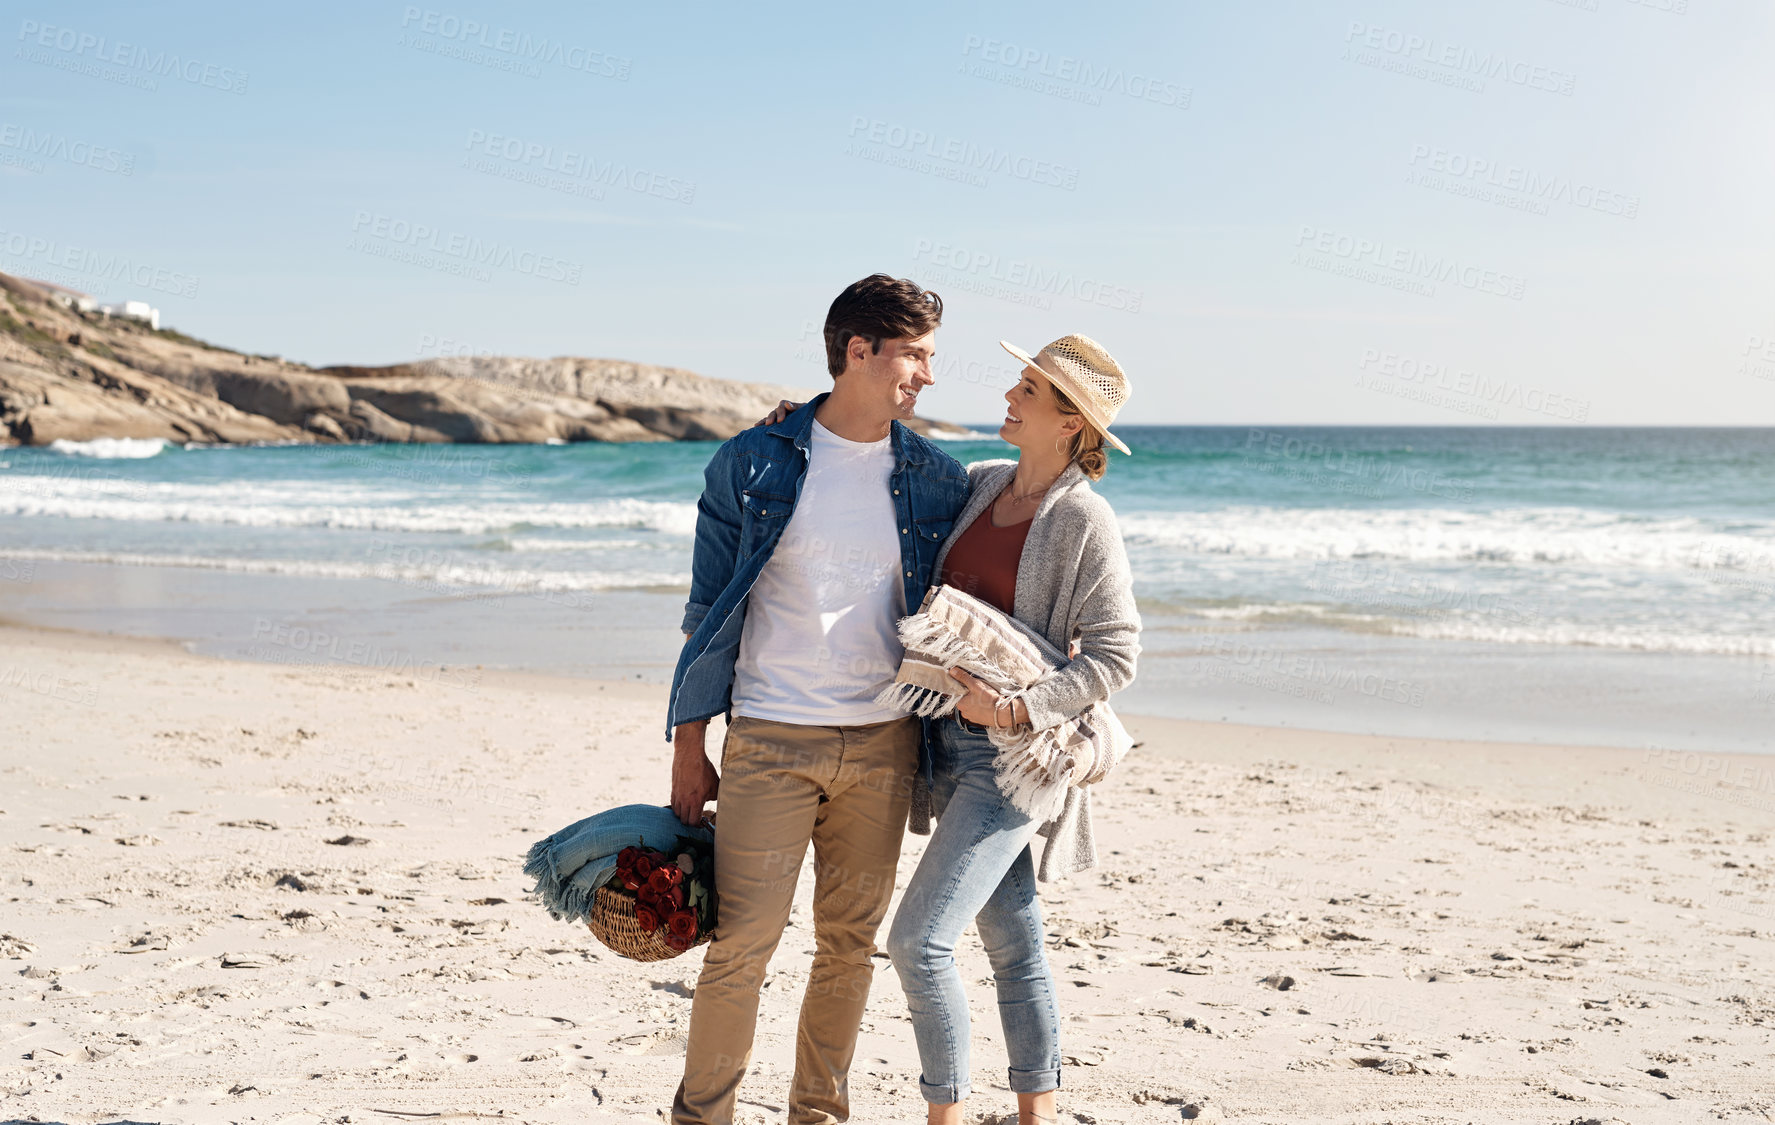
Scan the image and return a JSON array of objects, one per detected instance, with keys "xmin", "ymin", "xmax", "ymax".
[{"xmin": 3, "ymin": 426, "xmax": 1771, "ymax": 752}]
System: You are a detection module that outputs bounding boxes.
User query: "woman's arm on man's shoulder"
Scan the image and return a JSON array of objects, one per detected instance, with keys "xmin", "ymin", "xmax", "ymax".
[{"xmin": 754, "ymin": 399, "xmax": 800, "ymax": 427}]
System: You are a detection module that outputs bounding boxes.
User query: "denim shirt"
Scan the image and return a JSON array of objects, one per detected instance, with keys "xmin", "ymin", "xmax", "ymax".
[{"xmin": 665, "ymin": 394, "xmax": 971, "ymax": 758}]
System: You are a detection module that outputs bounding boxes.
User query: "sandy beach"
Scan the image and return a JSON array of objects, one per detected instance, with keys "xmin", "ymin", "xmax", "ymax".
[
  {"xmin": 3, "ymin": 622, "xmax": 1771, "ymax": 1124},
  {"xmin": 7, "ymin": 2, "xmax": 1773, "ymax": 1121}
]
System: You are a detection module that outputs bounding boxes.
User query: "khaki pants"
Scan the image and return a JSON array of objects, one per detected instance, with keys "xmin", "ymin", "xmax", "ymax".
[{"xmin": 672, "ymin": 714, "xmax": 918, "ymax": 1125}]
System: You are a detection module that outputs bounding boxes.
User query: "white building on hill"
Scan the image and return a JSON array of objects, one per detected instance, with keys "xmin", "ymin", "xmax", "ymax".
[
  {"xmin": 100, "ymin": 299, "xmax": 161, "ymax": 331},
  {"xmin": 23, "ymin": 279, "xmax": 96, "ymax": 313},
  {"xmin": 18, "ymin": 278, "xmax": 161, "ymax": 329},
  {"xmin": 97, "ymin": 296, "xmax": 161, "ymax": 326}
]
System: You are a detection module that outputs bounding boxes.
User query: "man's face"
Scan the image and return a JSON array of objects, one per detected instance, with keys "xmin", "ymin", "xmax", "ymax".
[{"xmin": 850, "ymin": 331, "xmax": 936, "ymax": 420}]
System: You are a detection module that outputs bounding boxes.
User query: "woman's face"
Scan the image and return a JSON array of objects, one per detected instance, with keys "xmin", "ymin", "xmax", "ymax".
[{"xmin": 1000, "ymin": 366, "xmax": 1082, "ymax": 453}]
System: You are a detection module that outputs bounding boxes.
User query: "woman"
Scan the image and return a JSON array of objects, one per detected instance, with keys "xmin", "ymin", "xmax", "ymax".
[
  {"xmin": 770, "ymin": 334, "xmax": 1139, "ymax": 1124},
  {"xmin": 886, "ymin": 334, "xmax": 1139, "ymax": 1125}
]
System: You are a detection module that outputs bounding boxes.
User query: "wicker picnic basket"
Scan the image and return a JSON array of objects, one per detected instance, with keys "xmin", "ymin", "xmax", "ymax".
[
  {"xmin": 587, "ymin": 885, "xmax": 712, "ymax": 962},
  {"xmin": 526, "ymin": 805, "xmax": 717, "ymax": 963}
]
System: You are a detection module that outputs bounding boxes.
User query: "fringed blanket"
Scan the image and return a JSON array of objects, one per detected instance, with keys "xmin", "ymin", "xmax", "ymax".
[
  {"xmin": 875, "ymin": 584, "xmax": 1132, "ymax": 822},
  {"xmin": 523, "ymin": 804, "xmax": 712, "ymax": 925}
]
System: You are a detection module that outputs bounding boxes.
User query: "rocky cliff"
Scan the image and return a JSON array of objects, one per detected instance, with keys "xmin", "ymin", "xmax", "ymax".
[{"xmin": 0, "ymin": 272, "xmax": 964, "ymax": 447}]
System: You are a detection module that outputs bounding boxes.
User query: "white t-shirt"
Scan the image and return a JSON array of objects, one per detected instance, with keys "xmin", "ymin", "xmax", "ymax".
[{"xmin": 732, "ymin": 418, "xmax": 906, "ymax": 725}]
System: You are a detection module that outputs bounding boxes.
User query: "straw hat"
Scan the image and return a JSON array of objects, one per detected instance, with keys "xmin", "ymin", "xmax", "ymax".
[{"xmin": 1000, "ymin": 334, "xmax": 1132, "ymax": 455}]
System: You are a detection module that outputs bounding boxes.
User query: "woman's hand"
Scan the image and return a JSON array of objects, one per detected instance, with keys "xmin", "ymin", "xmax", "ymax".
[
  {"xmin": 752, "ymin": 398, "xmax": 802, "ymax": 427},
  {"xmin": 949, "ymin": 668, "xmax": 1025, "ymax": 729}
]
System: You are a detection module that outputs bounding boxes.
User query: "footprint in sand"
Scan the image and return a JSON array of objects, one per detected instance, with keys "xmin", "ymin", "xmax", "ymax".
[
  {"xmin": 117, "ymin": 932, "xmax": 170, "ymax": 953},
  {"xmin": 282, "ymin": 909, "xmax": 327, "ymax": 932},
  {"xmin": 610, "ymin": 1029, "xmax": 689, "ymax": 1055},
  {"xmin": 0, "ymin": 934, "xmax": 37, "ymax": 957}
]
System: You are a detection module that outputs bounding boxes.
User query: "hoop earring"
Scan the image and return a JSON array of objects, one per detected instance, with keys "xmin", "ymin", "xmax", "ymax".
[{"xmin": 1054, "ymin": 435, "xmax": 1067, "ymax": 457}]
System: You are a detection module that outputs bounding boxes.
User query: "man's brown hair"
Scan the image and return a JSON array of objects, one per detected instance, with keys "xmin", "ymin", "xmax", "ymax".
[{"xmin": 823, "ymin": 274, "xmax": 943, "ymax": 377}]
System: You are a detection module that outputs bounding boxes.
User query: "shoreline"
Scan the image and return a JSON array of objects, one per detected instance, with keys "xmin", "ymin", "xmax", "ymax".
[
  {"xmin": 5, "ymin": 614, "xmax": 1771, "ymax": 825},
  {"xmin": 4, "ymin": 554, "xmax": 1769, "ymax": 757}
]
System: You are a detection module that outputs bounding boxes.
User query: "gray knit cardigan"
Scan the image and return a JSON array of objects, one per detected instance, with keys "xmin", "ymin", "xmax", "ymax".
[{"xmin": 910, "ymin": 458, "xmax": 1142, "ymax": 880}]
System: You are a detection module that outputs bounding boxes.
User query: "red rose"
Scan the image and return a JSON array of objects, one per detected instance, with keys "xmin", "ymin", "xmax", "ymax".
[
  {"xmin": 634, "ymin": 903, "xmax": 661, "ymax": 932},
  {"xmin": 647, "ymin": 868, "xmax": 675, "ymax": 896},
  {"xmin": 662, "ymin": 929, "xmax": 693, "ymax": 952},
  {"xmin": 619, "ymin": 870, "xmax": 642, "ymax": 891},
  {"xmin": 667, "ymin": 909, "xmax": 699, "ymax": 942},
  {"xmin": 617, "ymin": 845, "xmax": 640, "ymax": 871},
  {"xmin": 668, "ymin": 885, "xmax": 685, "ymax": 910},
  {"xmin": 663, "ymin": 864, "xmax": 684, "ymax": 887},
  {"xmin": 635, "ymin": 855, "xmax": 656, "ymax": 879}
]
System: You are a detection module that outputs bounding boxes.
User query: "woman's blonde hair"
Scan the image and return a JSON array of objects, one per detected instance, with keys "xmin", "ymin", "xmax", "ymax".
[{"xmin": 1048, "ymin": 382, "xmax": 1108, "ymax": 480}]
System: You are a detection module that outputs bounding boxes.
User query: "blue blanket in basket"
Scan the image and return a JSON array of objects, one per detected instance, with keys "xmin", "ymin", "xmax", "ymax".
[{"xmin": 523, "ymin": 803, "xmax": 711, "ymax": 925}]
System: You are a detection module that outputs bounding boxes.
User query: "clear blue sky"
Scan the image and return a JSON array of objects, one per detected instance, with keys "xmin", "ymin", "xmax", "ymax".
[{"xmin": 5, "ymin": 0, "xmax": 1772, "ymax": 425}]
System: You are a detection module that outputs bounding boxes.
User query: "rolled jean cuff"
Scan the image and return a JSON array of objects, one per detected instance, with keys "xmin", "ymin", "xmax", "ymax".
[
  {"xmin": 1008, "ymin": 1065, "xmax": 1061, "ymax": 1095},
  {"xmin": 919, "ymin": 1076, "xmax": 970, "ymax": 1105}
]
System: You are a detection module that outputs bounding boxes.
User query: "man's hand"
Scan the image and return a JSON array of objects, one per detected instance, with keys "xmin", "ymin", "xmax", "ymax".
[{"xmin": 671, "ymin": 720, "xmax": 718, "ymax": 825}]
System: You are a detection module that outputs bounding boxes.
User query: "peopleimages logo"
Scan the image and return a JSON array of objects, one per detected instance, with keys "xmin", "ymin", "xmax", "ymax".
[
  {"xmin": 249, "ymin": 618, "xmax": 481, "ymax": 692},
  {"xmin": 913, "ymin": 239, "xmax": 1143, "ymax": 313},
  {"xmin": 463, "ymin": 129, "xmax": 694, "ymax": 203},
  {"xmin": 1357, "ymin": 347, "xmax": 1590, "ymax": 421},
  {"xmin": 397, "ymin": 7, "xmax": 630, "ymax": 79},
  {"xmin": 0, "ymin": 229, "xmax": 198, "ymax": 298},
  {"xmin": 1242, "ymin": 427, "xmax": 1472, "ymax": 501},
  {"xmin": 1294, "ymin": 226, "xmax": 1527, "ymax": 301},
  {"xmin": 1195, "ymin": 636, "xmax": 1428, "ymax": 708},
  {"xmin": 0, "ymin": 664, "xmax": 98, "ymax": 707},
  {"xmin": 348, "ymin": 211, "xmax": 582, "ymax": 286},
  {"xmin": 1305, "ymin": 560, "xmax": 1543, "ymax": 628},
  {"xmin": 1342, "ymin": 21, "xmax": 1575, "ymax": 96},
  {"xmin": 15, "ymin": 19, "xmax": 249, "ymax": 94},
  {"xmin": 959, "ymin": 35, "xmax": 1190, "ymax": 109},
  {"xmin": 1741, "ymin": 334, "xmax": 1775, "ymax": 383},
  {"xmin": 1408, "ymin": 145, "xmax": 1639, "ymax": 218},
  {"xmin": 0, "ymin": 124, "xmax": 134, "ymax": 175},
  {"xmin": 846, "ymin": 118, "xmax": 1080, "ymax": 191},
  {"xmin": 416, "ymin": 332, "xmax": 494, "ymax": 359}
]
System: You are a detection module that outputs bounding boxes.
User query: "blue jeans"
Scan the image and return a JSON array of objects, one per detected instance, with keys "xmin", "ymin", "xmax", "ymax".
[{"xmin": 886, "ymin": 716, "xmax": 1062, "ymax": 1104}]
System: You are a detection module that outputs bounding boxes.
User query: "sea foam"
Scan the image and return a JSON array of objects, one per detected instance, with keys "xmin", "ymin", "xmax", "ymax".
[{"xmin": 45, "ymin": 437, "xmax": 170, "ymax": 459}]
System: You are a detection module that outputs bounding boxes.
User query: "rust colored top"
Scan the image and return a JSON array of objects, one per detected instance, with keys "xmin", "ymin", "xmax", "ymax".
[{"xmin": 938, "ymin": 493, "xmax": 1031, "ymax": 615}]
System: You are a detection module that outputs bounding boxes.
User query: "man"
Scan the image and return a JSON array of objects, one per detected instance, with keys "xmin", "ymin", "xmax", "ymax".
[{"xmin": 665, "ymin": 274, "xmax": 970, "ymax": 1125}]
